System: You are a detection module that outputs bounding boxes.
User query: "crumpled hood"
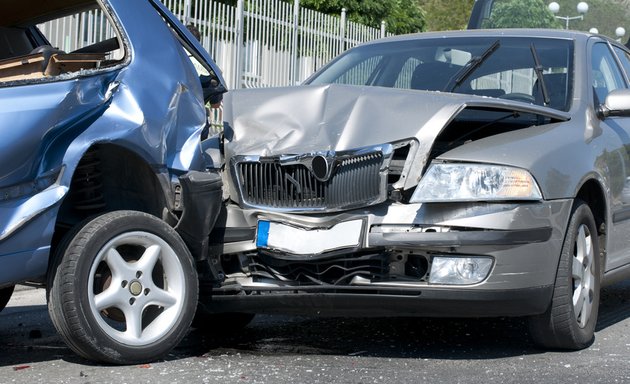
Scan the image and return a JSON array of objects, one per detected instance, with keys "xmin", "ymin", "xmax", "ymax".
[
  {"xmin": 224, "ymin": 84, "xmax": 461, "ymax": 158},
  {"xmin": 223, "ymin": 84, "xmax": 569, "ymax": 161}
]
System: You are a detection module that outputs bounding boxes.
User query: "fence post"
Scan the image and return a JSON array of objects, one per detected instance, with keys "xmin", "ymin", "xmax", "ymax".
[
  {"xmin": 340, "ymin": 8, "xmax": 346, "ymax": 55},
  {"xmin": 235, "ymin": 0, "xmax": 245, "ymax": 89},
  {"xmin": 183, "ymin": 0, "xmax": 191, "ymax": 25},
  {"xmin": 290, "ymin": 0, "xmax": 300, "ymax": 86},
  {"xmin": 381, "ymin": 20, "xmax": 386, "ymax": 38}
]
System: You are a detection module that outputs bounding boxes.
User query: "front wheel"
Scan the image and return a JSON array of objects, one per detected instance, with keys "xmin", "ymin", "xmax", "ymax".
[
  {"xmin": 48, "ymin": 211, "xmax": 198, "ymax": 364},
  {"xmin": 528, "ymin": 200, "xmax": 600, "ymax": 350}
]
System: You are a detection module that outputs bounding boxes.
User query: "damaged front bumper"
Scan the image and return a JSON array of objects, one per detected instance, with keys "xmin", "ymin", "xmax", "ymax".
[{"xmin": 206, "ymin": 198, "xmax": 573, "ymax": 317}]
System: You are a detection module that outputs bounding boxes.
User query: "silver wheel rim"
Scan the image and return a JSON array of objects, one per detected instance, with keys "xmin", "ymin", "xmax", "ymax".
[
  {"xmin": 572, "ymin": 223, "xmax": 596, "ymax": 328},
  {"xmin": 87, "ymin": 231, "xmax": 186, "ymax": 346}
]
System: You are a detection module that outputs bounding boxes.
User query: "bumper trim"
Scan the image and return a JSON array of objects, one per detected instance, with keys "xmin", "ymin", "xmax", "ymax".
[
  {"xmin": 368, "ymin": 227, "xmax": 552, "ymax": 247},
  {"xmin": 204, "ymin": 285, "xmax": 553, "ymax": 317},
  {"xmin": 0, "ymin": 185, "xmax": 68, "ymax": 242}
]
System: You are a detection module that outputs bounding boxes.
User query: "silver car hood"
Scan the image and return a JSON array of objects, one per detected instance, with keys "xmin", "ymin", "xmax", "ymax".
[
  {"xmin": 222, "ymin": 84, "xmax": 569, "ymax": 191},
  {"xmin": 223, "ymin": 84, "xmax": 568, "ymax": 157}
]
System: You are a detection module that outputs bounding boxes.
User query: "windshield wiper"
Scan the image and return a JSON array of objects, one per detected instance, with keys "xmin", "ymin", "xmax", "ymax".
[
  {"xmin": 445, "ymin": 40, "xmax": 500, "ymax": 92},
  {"xmin": 530, "ymin": 43, "xmax": 550, "ymax": 106}
]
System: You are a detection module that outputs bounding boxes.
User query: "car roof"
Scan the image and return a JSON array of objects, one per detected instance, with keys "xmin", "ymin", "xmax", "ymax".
[{"xmin": 363, "ymin": 28, "xmax": 595, "ymax": 46}]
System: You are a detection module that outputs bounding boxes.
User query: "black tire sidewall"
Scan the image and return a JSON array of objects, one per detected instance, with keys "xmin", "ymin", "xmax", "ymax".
[
  {"xmin": 530, "ymin": 201, "xmax": 601, "ymax": 349},
  {"xmin": 51, "ymin": 211, "xmax": 198, "ymax": 364},
  {"xmin": 559, "ymin": 202, "xmax": 601, "ymax": 344}
]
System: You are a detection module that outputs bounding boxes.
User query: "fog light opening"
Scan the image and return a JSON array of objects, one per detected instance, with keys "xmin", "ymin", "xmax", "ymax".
[
  {"xmin": 405, "ymin": 255, "xmax": 429, "ymax": 279},
  {"xmin": 429, "ymin": 256, "xmax": 493, "ymax": 285}
]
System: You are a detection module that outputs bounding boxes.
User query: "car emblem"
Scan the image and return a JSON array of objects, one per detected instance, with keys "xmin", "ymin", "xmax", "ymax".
[{"xmin": 310, "ymin": 154, "xmax": 334, "ymax": 181}]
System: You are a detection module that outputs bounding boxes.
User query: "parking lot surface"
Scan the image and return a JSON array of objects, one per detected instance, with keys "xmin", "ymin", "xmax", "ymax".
[{"xmin": 2, "ymin": 283, "xmax": 630, "ymax": 383}]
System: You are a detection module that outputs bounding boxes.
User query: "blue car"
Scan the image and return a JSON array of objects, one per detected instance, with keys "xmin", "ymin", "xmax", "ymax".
[{"xmin": 0, "ymin": 0, "xmax": 226, "ymax": 364}]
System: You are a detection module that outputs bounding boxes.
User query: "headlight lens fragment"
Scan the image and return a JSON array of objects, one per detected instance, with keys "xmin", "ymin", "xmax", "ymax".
[{"xmin": 411, "ymin": 163, "xmax": 542, "ymax": 202}]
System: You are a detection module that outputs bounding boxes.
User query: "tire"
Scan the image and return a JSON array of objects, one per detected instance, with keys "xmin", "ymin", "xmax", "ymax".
[
  {"xmin": 48, "ymin": 211, "xmax": 198, "ymax": 364},
  {"xmin": 0, "ymin": 285, "xmax": 15, "ymax": 312},
  {"xmin": 47, "ymin": 219, "xmax": 92, "ymax": 301},
  {"xmin": 528, "ymin": 200, "xmax": 600, "ymax": 350}
]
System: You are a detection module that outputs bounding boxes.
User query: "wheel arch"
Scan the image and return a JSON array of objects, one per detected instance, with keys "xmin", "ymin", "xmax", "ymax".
[
  {"xmin": 575, "ymin": 177, "xmax": 607, "ymax": 275},
  {"xmin": 50, "ymin": 143, "xmax": 173, "ymax": 266}
]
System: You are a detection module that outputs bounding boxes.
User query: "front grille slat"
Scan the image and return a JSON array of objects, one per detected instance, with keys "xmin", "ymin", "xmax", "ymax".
[{"xmin": 237, "ymin": 151, "xmax": 385, "ymax": 211}]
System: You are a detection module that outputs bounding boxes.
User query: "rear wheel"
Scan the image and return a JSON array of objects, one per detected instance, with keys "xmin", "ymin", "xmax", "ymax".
[
  {"xmin": 48, "ymin": 211, "xmax": 198, "ymax": 364},
  {"xmin": 0, "ymin": 285, "xmax": 15, "ymax": 312},
  {"xmin": 528, "ymin": 200, "xmax": 600, "ymax": 350}
]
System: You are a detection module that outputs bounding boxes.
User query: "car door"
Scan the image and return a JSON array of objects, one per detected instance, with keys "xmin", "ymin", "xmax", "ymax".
[{"xmin": 592, "ymin": 42, "xmax": 630, "ymax": 271}]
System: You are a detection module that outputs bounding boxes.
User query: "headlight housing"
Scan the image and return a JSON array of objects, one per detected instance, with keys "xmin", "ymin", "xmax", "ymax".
[
  {"xmin": 410, "ymin": 163, "xmax": 542, "ymax": 203},
  {"xmin": 429, "ymin": 256, "xmax": 493, "ymax": 285}
]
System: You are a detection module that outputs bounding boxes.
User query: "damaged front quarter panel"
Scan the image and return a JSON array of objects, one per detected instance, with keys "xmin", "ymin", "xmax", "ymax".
[
  {"xmin": 219, "ymin": 81, "xmax": 576, "ymax": 295},
  {"xmin": 223, "ymin": 83, "xmax": 569, "ymax": 200}
]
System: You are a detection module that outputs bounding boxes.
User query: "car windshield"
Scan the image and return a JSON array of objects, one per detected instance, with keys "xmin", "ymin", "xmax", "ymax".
[{"xmin": 307, "ymin": 37, "xmax": 574, "ymax": 111}]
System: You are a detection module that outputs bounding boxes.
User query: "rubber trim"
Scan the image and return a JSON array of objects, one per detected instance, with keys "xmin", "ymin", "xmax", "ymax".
[
  {"xmin": 369, "ymin": 227, "xmax": 552, "ymax": 247},
  {"xmin": 205, "ymin": 285, "xmax": 553, "ymax": 318}
]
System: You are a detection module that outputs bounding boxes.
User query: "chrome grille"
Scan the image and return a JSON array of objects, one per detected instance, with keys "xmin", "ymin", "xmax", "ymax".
[{"xmin": 236, "ymin": 151, "xmax": 385, "ymax": 211}]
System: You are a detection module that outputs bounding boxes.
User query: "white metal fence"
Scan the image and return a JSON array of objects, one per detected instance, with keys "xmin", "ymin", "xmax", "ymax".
[
  {"xmin": 39, "ymin": 0, "xmax": 391, "ymax": 90},
  {"xmin": 163, "ymin": 0, "xmax": 391, "ymax": 89},
  {"xmin": 38, "ymin": 9, "xmax": 117, "ymax": 53}
]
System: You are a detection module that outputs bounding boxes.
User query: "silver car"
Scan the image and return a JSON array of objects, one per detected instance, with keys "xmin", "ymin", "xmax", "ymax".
[{"xmin": 210, "ymin": 29, "xmax": 630, "ymax": 350}]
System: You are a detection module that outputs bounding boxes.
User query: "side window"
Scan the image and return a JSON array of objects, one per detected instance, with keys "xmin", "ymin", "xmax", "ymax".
[
  {"xmin": 591, "ymin": 43, "xmax": 625, "ymax": 104},
  {"xmin": 0, "ymin": 2, "xmax": 124, "ymax": 85},
  {"xmin": 613, "ymin": 46, "xmax": 630, "ymax": 83}
]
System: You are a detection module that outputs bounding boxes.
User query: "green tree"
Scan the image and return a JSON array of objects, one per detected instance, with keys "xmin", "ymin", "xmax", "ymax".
[
  {"xmin": 301, "ymin": 0, "xmax": 425, "ymax": 34},
  {"xmin": 487, "ymin": 0, "xmax": 561, "ymax": 28},
  {"xmin": 419, "ymin": 0, "xmax": 475, "ymax": 31},
  {"xmin": 551, "ymin": 0, "xmax": 630, "ymax": 40}
]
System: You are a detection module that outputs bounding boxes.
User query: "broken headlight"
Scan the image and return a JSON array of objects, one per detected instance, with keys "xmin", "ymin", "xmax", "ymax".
[{"xmin": 410, "ymin": 163, "xmax": 542, "ymax": 203}]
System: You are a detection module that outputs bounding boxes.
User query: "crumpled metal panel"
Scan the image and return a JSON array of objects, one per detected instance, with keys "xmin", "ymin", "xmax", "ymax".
[
  {"xmin": 0, "ymin": 73, "xmax": 116, "ymax": 189},
  {"xmin": 223, "ymin": 83, "xmax": 568, "ymax": 198},
  {"xmin": 223, "ymin": 84, "xmax": 568, "ymax": 157},
  {"xmin": 224, "ymin": 84, "xmax": 458, "ymax": 156}
]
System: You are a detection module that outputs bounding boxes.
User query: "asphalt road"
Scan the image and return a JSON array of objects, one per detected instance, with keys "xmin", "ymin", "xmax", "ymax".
[{"xmin": 2, "ymin": 283, "xmax": 630, "ymax": 384}]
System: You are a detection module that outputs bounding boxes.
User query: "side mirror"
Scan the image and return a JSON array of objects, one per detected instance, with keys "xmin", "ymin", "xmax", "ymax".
[{"xmin": 598, "ymin": 88, "xmax": 630, "ymax": 118}]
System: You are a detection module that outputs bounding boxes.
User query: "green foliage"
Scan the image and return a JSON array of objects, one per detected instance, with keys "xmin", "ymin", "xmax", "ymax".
[
  {"xmin": 194, "ymin": 0, "xmax": 424, "ymax": 35},
  {"xmin": 486, "ymin": 0, "xmax": 561, "ymax": 29},
  {"xmin": 419, "ymin": 0, "xmax": 475, "ymax": 31},
  {"xmin": 300, "ymin": 0, "xmax": 425, "ymax": 34}
]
